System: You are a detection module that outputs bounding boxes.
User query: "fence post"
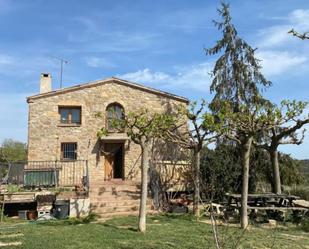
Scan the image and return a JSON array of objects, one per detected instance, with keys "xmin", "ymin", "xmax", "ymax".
[
  {"xmin": 7, "ymin": 163, "xmax": 12, "ymax": 185},
  {"xmin": 22, "ymin": 162, "xmax": 25, "ymax": 186},
  {"xmin": 54, "ymin": 161, "xmax": 58, "ymax": 187}
]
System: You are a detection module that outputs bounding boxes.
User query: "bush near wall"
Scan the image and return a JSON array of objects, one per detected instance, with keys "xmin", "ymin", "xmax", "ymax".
[{"xmin": 287, "ymin": 185, "xmax": 309, "ymax": 201}]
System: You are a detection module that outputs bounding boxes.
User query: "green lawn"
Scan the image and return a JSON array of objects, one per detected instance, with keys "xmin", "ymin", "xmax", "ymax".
[{"xmin": 0, "ymin": 215, "xmax": 308, "ymax": 249}]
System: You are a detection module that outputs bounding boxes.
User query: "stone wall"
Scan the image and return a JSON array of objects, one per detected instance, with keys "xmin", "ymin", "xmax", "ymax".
[{"xmin": 27, "ymin": 81, "xmax": 187, "ymax": 184}]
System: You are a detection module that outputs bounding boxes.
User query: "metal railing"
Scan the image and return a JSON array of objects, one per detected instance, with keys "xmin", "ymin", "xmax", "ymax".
[{"xmin": 0, "ymin": 160, "xmax": 88, "ymax": 188}]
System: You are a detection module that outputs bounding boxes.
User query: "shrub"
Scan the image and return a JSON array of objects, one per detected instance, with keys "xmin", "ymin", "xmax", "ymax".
[
  {"xmin": 6, "ymin": 184, "xmax": 20, "ymax": 193},
  {"xmin": 300, "ymin": 217, "xmax": 309, "ymax": 232},
  {"xmin": 65, "ymin": 213, "xmax": 98, "ymax": 225},
  {"xmin": 289, "ymin": 185, "xmax": 309, "ymax": 201},
  {"xmin": 81, "ymin": 212, "xmax": 98, "ymax": 223}
]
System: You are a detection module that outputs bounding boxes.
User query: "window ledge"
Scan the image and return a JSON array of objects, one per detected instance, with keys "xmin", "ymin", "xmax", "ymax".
[
  {"xmin": 100, "ymin": 133, "xmax": 129, "ymax": 141},
  {"xmin": 107, "ymin": 130, "xmax": 125, "ymax": 134},
  {"xmin": 58, "ymin": 123, "xmax": 81, "ymax": 127}
]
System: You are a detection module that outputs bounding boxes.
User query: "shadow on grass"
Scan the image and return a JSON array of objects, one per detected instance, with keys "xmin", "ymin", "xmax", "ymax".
[
  {"xmin": 33, "ymin": 218, "xmax": 91, "ymax": 227},
  {"xmin": 151, "ymin": 213, "xmax": 195, "ymax": 222},
  {"xmin": 100, "ymin": 223, "xmax": 138, "ymax": 232},
  {"xmin": 31, "ymin": 219, "xmax": 72, "ymax": 227}
]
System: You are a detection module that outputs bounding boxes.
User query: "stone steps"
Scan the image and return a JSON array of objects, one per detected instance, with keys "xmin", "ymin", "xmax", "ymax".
[
  {"xmin": 89, "ymin": 186, "xmax": 141, "ymax": 194},
  {"xmin": 97, "ymin": 210, "xmax": 157, "ymax": 218},
  {"xmin": 91, "ymin": 199, "xmax": 151, "ymax": 208},
  {"xmin": 89, "ymin": 180, "xmax": 141, "ymax": 186},
  {"xmin": 90, "ymin": 195, "xmax": 141, "ymax": 202},
  {"xmin": 91, "ymin": 204, "xmax": 153, "ymax": 215},
  {"xmin": 88, "ymin": 180, "xmax": 152, "ymax": 217}
]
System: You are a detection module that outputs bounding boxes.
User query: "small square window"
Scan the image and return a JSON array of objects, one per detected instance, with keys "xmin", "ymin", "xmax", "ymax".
[
  {"xmin": 59, "ymin": 106, "xmax": 81, "ymax": 124},
  {"xmin": 61, "ymin": 142, "xmax": 77, "ymax": 160}
]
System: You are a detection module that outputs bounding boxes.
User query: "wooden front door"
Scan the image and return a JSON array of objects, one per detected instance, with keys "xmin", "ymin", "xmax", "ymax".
[
  {"xmin": 102, "ymin": 142, "xmax": 124, "ymax": 180},
  {"xmin": 104, "ymin": 154, "xmax": 114, "ymax": 180}
]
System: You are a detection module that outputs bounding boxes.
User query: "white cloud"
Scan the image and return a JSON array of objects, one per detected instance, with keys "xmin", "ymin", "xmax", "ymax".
[
  {"xmin": 257, "ymin": 51, "xmax": 307, "ymax": 76},
  {"xmin": 120, "ymin": 69, "xmax": 170, "ymax": 83},
  {"xmin": 85, "ymin": 56, "xmax": 116, "ymax": 68},
  {"xmin": 118, "ymin": 63, "xmax": 212, "ymax": 92},
  {"xmin": 258, "ymin": 25, "xmax": 294, "ymax": 48},
  {"xmin": 289, "ymin": 9, "xmax": 309, "ymax": 28},
  {"xmin": 255, "ymin": 9, "xmax": 309, "ymax": 78},
  {"xmin": 258, "ymin": 9, "xmax": 309, "ymax": 48}
]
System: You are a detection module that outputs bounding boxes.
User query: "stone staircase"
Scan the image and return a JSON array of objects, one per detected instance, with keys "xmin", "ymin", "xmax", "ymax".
[{"xmin": 89, "ymin": 180, "xmax": 153, "ymax": 217}]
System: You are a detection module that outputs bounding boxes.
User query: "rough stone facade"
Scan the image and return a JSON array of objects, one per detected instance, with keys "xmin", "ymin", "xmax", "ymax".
[{"xmin": 27, "ymin": 78, "xmax": 188, "ymax": 186}]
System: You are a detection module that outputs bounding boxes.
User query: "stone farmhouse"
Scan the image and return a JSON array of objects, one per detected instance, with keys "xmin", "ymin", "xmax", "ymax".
[{"xmin": 26, "ymin": 73, "xmax": 189, "ymax": 216}]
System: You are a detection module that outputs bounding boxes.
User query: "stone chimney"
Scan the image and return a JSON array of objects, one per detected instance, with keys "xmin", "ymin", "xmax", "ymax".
[{"xmin": 40, "ymin": 73, "xmax": 52, "ymax": 94}]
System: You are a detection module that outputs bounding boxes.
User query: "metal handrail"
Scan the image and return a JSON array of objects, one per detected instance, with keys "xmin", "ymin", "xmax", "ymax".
[{"xmin": 2, "ymin": 160, "xmax": 88, "ymax": 188}]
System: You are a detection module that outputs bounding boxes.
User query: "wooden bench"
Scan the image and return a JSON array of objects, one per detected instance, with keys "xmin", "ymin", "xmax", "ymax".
[
  {"xmin": 247, "ymin": 206, "xmax": 307, "ymax": 211},
  {"xmin": 229, "ymin": 203, "xmax": 307, "ymax": 211}
]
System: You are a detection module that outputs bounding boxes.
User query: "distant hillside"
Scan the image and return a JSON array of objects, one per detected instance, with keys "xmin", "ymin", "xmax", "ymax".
[
  {"xmin": 298, "ymin": 160, "xmax": 309, "ymax": 184},
  {"xmin": 299, "ymin": 159, "xmax": 309, "ymax": 174}
]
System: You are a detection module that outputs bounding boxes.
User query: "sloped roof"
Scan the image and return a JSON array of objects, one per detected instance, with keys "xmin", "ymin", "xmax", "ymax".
[{"xmin": 27, "ymin": 77, "xmax": 189, "ymax": 103}]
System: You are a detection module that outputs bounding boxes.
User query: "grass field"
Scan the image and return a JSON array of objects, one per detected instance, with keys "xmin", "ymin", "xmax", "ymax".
[{"xmin": 0, "ymin": 214, "xmax": 308, "ymax": 249}]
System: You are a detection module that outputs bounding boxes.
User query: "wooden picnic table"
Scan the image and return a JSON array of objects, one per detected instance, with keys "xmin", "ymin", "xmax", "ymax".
[
  {"xmin": 224, "ymin": 193, "xmax": 301, "ymax": 208},
  {"xmin": 223, "ymin": 193, "xmax": 308, "ymax": 220}
]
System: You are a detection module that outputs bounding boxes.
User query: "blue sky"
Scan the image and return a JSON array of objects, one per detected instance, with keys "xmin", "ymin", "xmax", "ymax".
[{"xmin": 0, "ymin": 0, "xmax": 308, "ymax": 158}]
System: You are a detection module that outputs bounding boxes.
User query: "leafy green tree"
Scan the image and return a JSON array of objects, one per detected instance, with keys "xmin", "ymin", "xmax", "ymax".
[
  {"xmin": 0, "ymin": 139, "xmax": 27, "ymax": 162},
  {"xmin": 257, "ymin": 100, "xmax": 309, "ymax": 194},
  {"xmin": 274, "ymin": 153, "xmax": 303, "ymax": 186},
  {"xmin": 200, "ymin": 144, "xmax": 303, "ymax": 202},
  {"xmin": 298, "ymin": 159, "xmax": 309, "ymax": 185},
  {"xmin": 200, "ymin": 144, "xmax": 241, "ymax": 201},
  {"xmin": 98, "ymin": 109, "xmax": 176, "ymax": 233}
]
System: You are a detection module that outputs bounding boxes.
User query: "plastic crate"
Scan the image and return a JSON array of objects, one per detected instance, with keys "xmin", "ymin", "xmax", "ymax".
[{"xmin": 18, "ymin": 210, "xmax": 28, "ymax": 220}]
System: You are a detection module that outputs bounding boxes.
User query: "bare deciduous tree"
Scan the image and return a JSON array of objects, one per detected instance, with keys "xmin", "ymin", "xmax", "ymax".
[
  {"xmin": 164, "ymin": 100, "xmax": 220, "ymax": 217},
  {"xmin": 220, "ymin": 101, "xmax": 276, "ymax": 229},
  {"xmin": 288, "ymin": 29, "xmax": 309, "ymax": 40},
  {"xmin": 149, "ymin": 139, "xmax": 189, "ymax": 211}
]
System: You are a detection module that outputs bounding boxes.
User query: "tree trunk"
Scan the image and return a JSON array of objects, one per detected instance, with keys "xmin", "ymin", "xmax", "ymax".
[
  {"xmin": 270, "ymin": 149, "xmax": 281, "ymax": 194},
  {"xmin": 240, "ymin": 137, "xmax": 253, "ymax": 229},
  {"xmin": 138, "ymin": 142, "xmax": 150, "ymax": 233},
  {"xmin": 193, "ymin": 149, "xmax": 200, "ymax": 217}
]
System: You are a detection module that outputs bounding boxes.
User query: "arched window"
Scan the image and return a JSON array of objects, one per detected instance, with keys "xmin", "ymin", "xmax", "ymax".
[{"xmin": 106, "ymin": 103, "xmax": 124, "ymax": 132}]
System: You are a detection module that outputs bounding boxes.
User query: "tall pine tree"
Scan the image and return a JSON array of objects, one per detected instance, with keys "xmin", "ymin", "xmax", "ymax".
[
  {"xmin": 206, "ymin": 3, "xmax": 272, "ymax": 229},
  {"xmin": 206, "ymin": 3, "xmax": 271, "ymax": 112}
]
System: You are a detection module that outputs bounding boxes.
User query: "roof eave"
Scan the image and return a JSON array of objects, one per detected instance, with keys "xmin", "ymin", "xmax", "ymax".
[{"xmin": 26, "ymin": 77, "xmax": 189, "ymax": 104}]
